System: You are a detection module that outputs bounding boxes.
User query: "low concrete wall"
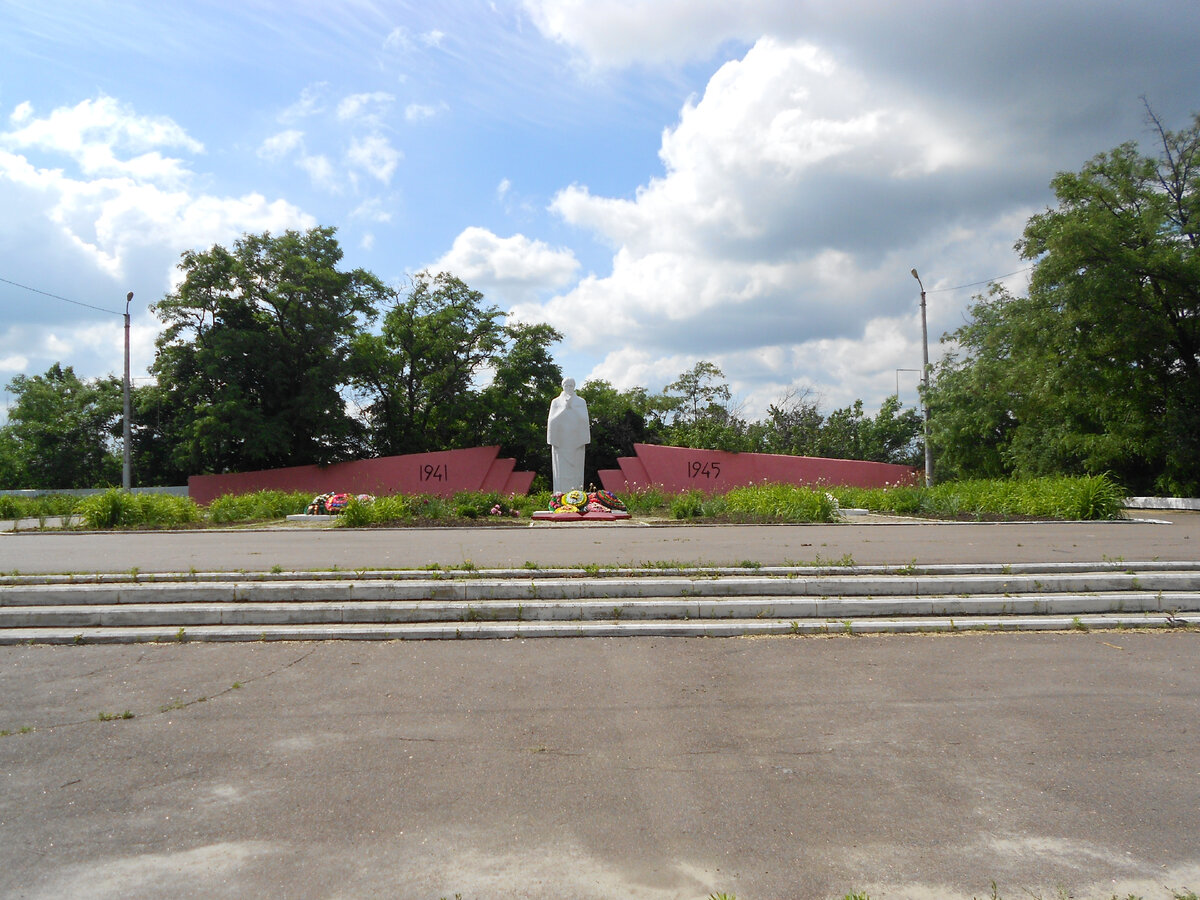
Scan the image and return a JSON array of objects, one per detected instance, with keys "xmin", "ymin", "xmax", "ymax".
[
  {"xmin": 1125, "ymin": 497, "xmax": 1200, "ymax": 511},
  {"xmin": 188, "ymin": 447, "xmax": 536, "ymax": 505},
  {"xmin": 599, "ymin": 444, "xmax": 920, "ymax": 494},
  {"xmin": 0, "ymin": 487, "xmax": 189, "ymax": 498}
]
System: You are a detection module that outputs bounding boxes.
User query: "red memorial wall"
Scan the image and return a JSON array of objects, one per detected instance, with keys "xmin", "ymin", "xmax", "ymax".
[
  {"xmin": 188, "ymin": 446, "xmax": 535, "ymax": 505},
  {"xmin": 598, "ymin": 443, "xmax": 919, "ymax": 494}
]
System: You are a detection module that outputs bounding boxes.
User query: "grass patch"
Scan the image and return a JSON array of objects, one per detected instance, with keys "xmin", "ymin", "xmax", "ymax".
[
  {"xmin": 0, "ymin": 493, "xmax": 81, "ymax": 520},
  {"xmin": 830, "ymin": 474, "xmax": 1126, "ymax": 521},
  {"xmin": 207, "ymin": 490, "xmax": 310, "ymax": 523},
  {"xmin": 77, "ymin": 489, "xmax": 200, "ymax": 528},
  {"xmin": 51, "ymin": 473, "xmax": 1129, "ymax": 531}
]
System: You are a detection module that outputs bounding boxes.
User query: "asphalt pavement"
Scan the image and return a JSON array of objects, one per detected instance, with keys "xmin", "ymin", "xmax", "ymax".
[
  {"xmin": 1, "ymin": 512, "xmax": 1198, "ymax": 574},
  {"xmin": 2, "ymin": 514, "xmax": 1200, "ymax": 899},
  {"xmin": 2, "ymin": 632, "xmax": 1199, "ymax": 900}
]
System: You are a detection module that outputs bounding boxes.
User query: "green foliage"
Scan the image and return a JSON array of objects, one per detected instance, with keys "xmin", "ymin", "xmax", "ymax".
[
  {"xmin": 77, "ymin": 489, "xmax": 200, "ymax": 528},
  {"xmin": 477, "ymin": 322, "xmax": 564, "ymax": 475},
  {"xmin": 0, "ymin": 493, "xmax": 80, "ymax": 520},
  {"xmin": 350, "ymin": 271, "xmax": 505, "ymax": 456},
  {"xmin": 621, "ymin": 486, "xmax": 669, "ymax": 515},
  {"xmin": 669, "ymin": 489, "xmax": 705, "ymax": 519},
  {"xmin": 206, "ymin": 490, "xmax": 311, "ymax": 522},
  {"xmin": 831, "ymin": 475, "xmax": 1125, "ymax": 520},
  {"xmin": 930, "ymin": 110, "xmax": 1200, "ymax": 493},
  {"xmin": 577, "ymin": 379, "xmax": 668, "ymax": 487},
  {"xmin": 2, "ymin": 363, "xmax": 122, "ymax": 489},
  {"xmin": 722, "ymin": 483, "xmax": 839, "ymax": 522},
  {"xmin": 149, "ymin": 227, "xmax": 387, "ymax": 476}
]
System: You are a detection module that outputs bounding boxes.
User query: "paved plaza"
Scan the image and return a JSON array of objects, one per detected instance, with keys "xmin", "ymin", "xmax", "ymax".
[{"xmin": 1, "ymin": 515, "xmax": 1198, "ymax": 899}]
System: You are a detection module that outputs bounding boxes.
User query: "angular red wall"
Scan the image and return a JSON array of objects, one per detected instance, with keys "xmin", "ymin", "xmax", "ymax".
[
  {"xmin": 188, "ymin": 447, "xmax": 535, "ymax": 505},
  {"xmin": 599, "ymin": 444, "xmax": 918, "ymax": 494}
]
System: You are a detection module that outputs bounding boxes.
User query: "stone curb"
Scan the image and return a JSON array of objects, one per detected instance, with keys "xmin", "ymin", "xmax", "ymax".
[
  {"xmin": 3, "ymin": 591, "xmax": 1199, "ymax": 629},
  {"xmin": 3, "ymin": 613, "xmax": 1198, "ymax": 644},
  {"xmin": 4, "ymin": 570, "xmax": 1200, "ymax": 607}
]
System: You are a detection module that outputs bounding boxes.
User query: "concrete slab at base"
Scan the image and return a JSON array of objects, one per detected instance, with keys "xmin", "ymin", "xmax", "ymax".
[
  {"xmin": 1126, "ymin": 496, "xmax": 1200, "ymax": 511},
  {"xmin": 531, "ymin": 510, "xmax": 631, "ymax": 522}
]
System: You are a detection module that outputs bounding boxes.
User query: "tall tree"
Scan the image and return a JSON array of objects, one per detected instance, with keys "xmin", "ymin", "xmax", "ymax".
[
  {"xmin": 150, "ymin": 227, "xmax": 387, "ymax": 475},
  {"xmin": 577, "ymin": 380, "xmax": 667, "ymax": 486},
  {"xmin": 477, "ymin": 322, "xmax": 564, "ymax": 477},
  {"xmin": 1, "ymin": 363, "xmax": 122, "ymax": 488},
  {"xmin": 662, "ymin": 361, "xmax": 754, "ymax": 451},
  {"xmin": 350, "ymin": 272, "xmax": 505, "ymax": 456},
  {"xmin": 931, "ymin": 110, "xmax": 1200, "ymax": 492}
]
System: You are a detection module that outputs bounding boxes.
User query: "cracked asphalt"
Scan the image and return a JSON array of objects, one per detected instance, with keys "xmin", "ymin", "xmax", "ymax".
[
  {"xmin": 2, "ymin": 629, "xmax": 1199, "ymax": 900},
  {"xmin": 2, "ymin": 515, "xmax": 1199, "ymax": 899}
]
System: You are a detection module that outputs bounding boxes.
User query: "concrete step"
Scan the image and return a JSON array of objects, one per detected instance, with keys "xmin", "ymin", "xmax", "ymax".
[
  {"xmin": 4, "ymin": 570, "xmax": 1200, "ymax": 606},
  {"xmin": 3, "ymin": 592, "xmax": 1199, "ymax": 629},
  {"xmin": 3, "ymin": 613, "xmax": 1199, "ymax": 644},
  {"xmin": 2, "ymin": 562, "xmax": 1198, "ymax": 644}
]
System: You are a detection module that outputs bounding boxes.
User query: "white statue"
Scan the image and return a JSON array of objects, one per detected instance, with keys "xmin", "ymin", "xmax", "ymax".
[{"xmin": 547, "ymin": 377, "xmax": 590, "ymax": 493}]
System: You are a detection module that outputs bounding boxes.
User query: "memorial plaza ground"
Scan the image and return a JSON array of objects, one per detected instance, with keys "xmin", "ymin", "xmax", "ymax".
[{"xmin": 1, "ymin": 514, "xmax": 1198, "ymax": 899}]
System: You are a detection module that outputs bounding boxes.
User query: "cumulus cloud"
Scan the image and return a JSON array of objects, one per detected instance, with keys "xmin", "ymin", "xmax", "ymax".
[
  {"xmin": 2, "ymin": 95, "xmax": 204, "ymax": 185},
  {"xmin": 0, "ymin": 96, "xmax": 315, "ymax": 326},
  {"xmin": 522, "ymin": 0, "xmax": 763, "ymax": 67},
  {"xmin": 346, "ymin": 135, "xmax": 402, "ymax": 184},
  {"xmin": 432, "ymin": 226, "xmax": 580, "ymax": 306},
  {"xmin": 506, "ymin": 35, "xmax": 1029, "ymax": 412},
  {"xmin": 257, "ymin": 129, "xmax": 305, "ymax": 161}
]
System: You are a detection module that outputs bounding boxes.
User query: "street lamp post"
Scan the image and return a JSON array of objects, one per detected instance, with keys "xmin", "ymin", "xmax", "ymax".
[
  {"xmin": 910, "ymin": 269, "xmax": 933, "ymax": 486},
  {"xmin": 123, "ymin": 291, "xmax": 133, "ymax": 490}
]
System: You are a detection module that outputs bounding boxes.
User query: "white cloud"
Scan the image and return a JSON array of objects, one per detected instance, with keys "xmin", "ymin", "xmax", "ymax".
[
  {"xmin": 0, "ymin": 354, "xmax": 29, "ymax": 372},
  {"xmin": 383, "ymin": 27, "xmax": 412, "ymax": 51},
  {"xmin": 432, "ymin": 226, "xmax": 579, "ymax": 306},
  {"xmin": 505, "ymin": 35, "xmax": 1022, "ymax": 415},
  {"xmin": 345, "ymin": 135, "xmax": 401, "ymax": 184},
  {"xmin": 349, "ymin": 197, "xmax": 393, "ymax": 224},
  {"xmin": 257, "ymin": 129, "xmax": 304, "ymax": 161},
  {"xmin": 9, "ymin": 101, "xmax": 33, "ymax": 125},
  {"xmin": 337, "ymin": 92, "xmax": 395, "ymax": 123},
  {"xmin": 297, "ymin": 153, "xmax": 339, "ymax": 191},
  {"xmin": 0, "ymin": 97, "xmax": 315, "ymax": 292},
  {"xmin": 1, "ymin": 95, "xmax": 203, "ymax": 185},
  {"xmin": 421, "ymin": 29, "xmax": 446, "ymax": 47},
  {"xmin": 522, "ymin": 0, "xmax": 769, "ymax": 67},
  {"xmin": 405, "ymin": 102, "xmax": 446, "ymax": 122},
  {"xmin": 278, "ymin": 83, "xmax": 328, "ymax": 122}
]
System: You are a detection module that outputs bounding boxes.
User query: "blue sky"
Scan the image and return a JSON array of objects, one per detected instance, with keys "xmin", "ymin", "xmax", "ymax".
[{"xmin": 2, "ymin": 0, "xmax": 1199, "ymax": 426}]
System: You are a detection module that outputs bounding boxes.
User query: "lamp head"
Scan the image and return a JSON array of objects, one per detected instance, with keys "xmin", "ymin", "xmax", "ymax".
[{"xmin": 910, "ymin": 268, "xmax": 919, "ymax": 280}]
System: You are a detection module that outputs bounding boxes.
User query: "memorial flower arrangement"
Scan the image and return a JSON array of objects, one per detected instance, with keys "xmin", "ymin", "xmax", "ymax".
[
  {"xmin": 546, "ymin": 489, "xmax": 628, "ymax": 515},
  {"xmin": 305, "ymin": 492, "xmax": 375, "ymax": 515}
]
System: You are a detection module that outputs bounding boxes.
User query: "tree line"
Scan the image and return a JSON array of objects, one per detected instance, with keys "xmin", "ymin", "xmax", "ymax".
[
  {"xmin": 2, "ymin": 111, "xmax": 1196, "ymax": 494},
  {"xmin": 0, "ymin": 226, "xmax": 921, "ymax": 490}
]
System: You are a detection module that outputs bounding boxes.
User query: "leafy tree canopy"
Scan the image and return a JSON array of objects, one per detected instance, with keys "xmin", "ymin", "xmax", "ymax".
[
  {"xmin": 1, "ymin": 363, "xmax": 122, "ymax": 489},
  {"xmin": 150, "ymin": 227, "xmax": 388, "ymax": 475},
  {"xmin": 931, "ymin": 108, "xmax": 1200, "ymax": 493}
]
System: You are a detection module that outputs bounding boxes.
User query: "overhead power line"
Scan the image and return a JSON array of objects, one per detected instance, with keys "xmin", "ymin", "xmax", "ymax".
[
  {"xmin": 927, "ymin": 267, "xmax": 1034, "ymax": 294},
  {"xmin": 0, "ymin": 275, "xmax": 122, "ymax": 316}
]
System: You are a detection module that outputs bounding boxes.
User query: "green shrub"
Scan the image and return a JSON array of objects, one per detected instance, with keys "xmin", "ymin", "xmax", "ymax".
[
  {"xmin": 77, "ymin": 490, "xmax": 199, "ymax": 528},
  {"xmin": 670, "ymin": 489, "xmax": 707, "ymax": 519},
  {"xmin": 722, "ymin": 483, "xmax": 838, "ymax": 523},
  {"xmin": 207, "ymin": 490, "xmax": 311, "ymax": 523},
  {"xmin": 622, "ymin": 487, "xmax": 669, "ymax": 515}
]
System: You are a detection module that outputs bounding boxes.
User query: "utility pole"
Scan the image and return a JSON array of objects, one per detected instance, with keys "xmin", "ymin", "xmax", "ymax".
[
  {"xmin": 909, "ymin": 269, "xmax": 933, "ymax": 487},
  {"xmin": 123, "ymin": 291, "xmax": 133, "ymax": 490}
]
